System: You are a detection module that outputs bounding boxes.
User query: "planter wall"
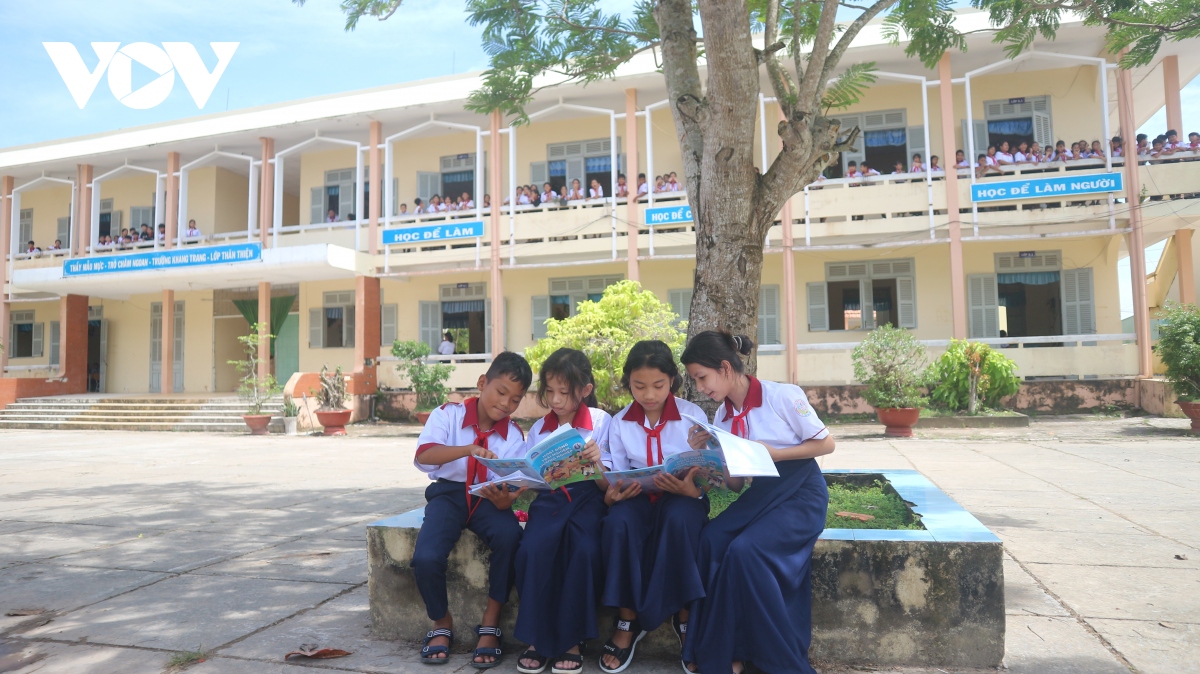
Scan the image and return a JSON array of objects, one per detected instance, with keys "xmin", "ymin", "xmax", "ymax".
[{"xmin": 806, "ymin": 378, "xmax": 1142, "ymax": 417}]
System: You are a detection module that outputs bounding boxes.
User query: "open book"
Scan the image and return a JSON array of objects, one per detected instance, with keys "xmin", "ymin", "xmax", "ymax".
[
  {"xmin": 475, "ymin": 425, "xmax": 600, "ymax": 490},
  {"xmin": 602, "ymin": 449, "xmax": 727, "ymax": 493},
  {"xmin": 468, "ymin": 474, "xmax": 551, "ymax": 495},
  {"xmin": 681, "ymin": 413, "xmax": 779, "ymax": 478}
]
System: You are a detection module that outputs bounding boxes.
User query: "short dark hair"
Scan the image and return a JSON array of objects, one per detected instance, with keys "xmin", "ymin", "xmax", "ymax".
[
  {"xmin": 485, "ymin": 352, "xmax": 533, "ymax": 391},
  {"xmin": 621, "ymin": 340, "xmax": 683, "ymax": 393},
  {"xmin": 536, "ymin": 348, "xmax": 598, "ymax": 409},
  {"xmin": 1136, "ymin": 133, "xmax": 1147, "ymax": 142},
  {"xmin": 681, "ymin": 331, "xmax": 753, "ymax": 375}
]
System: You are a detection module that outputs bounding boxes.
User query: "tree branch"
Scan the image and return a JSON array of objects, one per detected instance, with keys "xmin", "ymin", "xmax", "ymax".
[
  {"xmin": 654, "ymin": 0, "xmax": 706, "ymax": 191},
  {"xmin": 796, "ymin": 0, "xmax": 841, "ymax": 113},
  {"xmin": 762, "ymin": 0, "xmax": 798, "ymax": 117},
  {"xmin": 818, "ymin": 0, "xmax": 897, "ymax": 99}
]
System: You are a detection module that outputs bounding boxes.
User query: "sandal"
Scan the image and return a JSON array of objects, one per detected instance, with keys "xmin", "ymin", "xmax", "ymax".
[
  {"xmin": 517, "ymin": 648, "xmax": 549, "ymax": 674},
  {"xmin": 598, "ymin": 617, "xmax": 646, "ymax": 674},
  {"xmin": 420, "ymin": 628, "xmax": 453, "ymax": 665},
  {"xmin": 552, "ymin": 652, "xmax": 584, "ymax": 674},
  {"xmin": 471, "ymin": 625, "xmax": 503, "ymax": 669},
  {"xmin": 671, "ymin": 615, "xmax": 687, "ymax": 650}
]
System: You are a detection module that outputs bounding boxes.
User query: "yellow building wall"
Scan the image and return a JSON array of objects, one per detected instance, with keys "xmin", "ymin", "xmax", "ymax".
[
  {"xmin": 214, "ymin": 167, "xmax": 250, "ymax": 234},
  {"xmin": 297, "ymin": 278, "xmax": 360, "ymax": 374},
  {"xmin": 390, "ymin": 130, "xmax": 478, "ymax": 210},
  {"xmin": 298, "ymin": 147, "xmax": 358, "ymax": 224},
  {"xmin": 100, "ymin": 174, "xmax": 157, "ymax": 234},
  {"xmin": 282, "ymin": 190, "xmax": 300, "ymax": 227},
  {"xmin": 17, "ymin": 185, "xmax": 72, "ymax": 248},
  {"xmin": 185, "ymin": 167, "xmax": 217, "ymax": 235},
  {"xmin": 93, "ymin": 290, "xmax": 215, "ymax": 393}
]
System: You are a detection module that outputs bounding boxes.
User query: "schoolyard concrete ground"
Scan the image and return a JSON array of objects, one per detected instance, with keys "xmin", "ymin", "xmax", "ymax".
[{"xmin": 0, "ymin": 416, "xmax": 1196, "ymax": 674}]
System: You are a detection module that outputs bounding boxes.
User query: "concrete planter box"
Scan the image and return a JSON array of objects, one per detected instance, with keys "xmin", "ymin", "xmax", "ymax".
[
  {"xmin": 915, "ymin": 412, "xmax": 1030, "ymax": 428},
  {"xmin": 367, "ymin": 469, "xmax": 1003, "ymax": 669}
]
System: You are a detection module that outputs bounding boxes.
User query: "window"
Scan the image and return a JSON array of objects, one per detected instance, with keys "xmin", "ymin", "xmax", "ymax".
[
  {"xmin": 420, "ymin": 284, "xmax": 491, "ymax": 354},
  {"xmin": 440, "ymin": 154, "xmax": 477, "ymax": 201},
  {"xmin": 18, "ymin": 209, "xmax": 32, "ymax": 247},
  {"xmin": 837, "ymin": 110, "xmax": 920, "ymax": 176},
  {"xmin": 309, "ymin": 291, "xmax": 355, "ymax": 348},
  {"xmin": 535, "ymin": 139, "xmax": 623, "ymax": 197},
  {"xmin": 381, "ymin": 304, "xmax": 398, "ymax": 347},
  {"xmin": 57, "ymin": 217, "xmax": 72, "ymax": 248},
  {"xmin": 130, "ymin": 206, "xmax": 155, "ymax": 231},
  {"xmin": 807, "ymin": 258, "xmax": 916, "ymax": 332},
  {"xmin": 311, "ymin": 169, "xmax": 356, "ymax": 224},
  {"xmin": 9, "ymin": 310, "xmax": 43, "ymax": 359},
  {"xmin": 668, "ymin": 288, "xmax": 693, "ymax": 327},
  {"xmin": 983, "ymin": 96, "xmax": 1052, "ymax": 150},
  {"xmin": 531, "ymin": 276, "xmax": 623, "ymax": 340},
  {"xmin": 970, "ymin": 252, "xmax": 1094, "ymax": 341}
]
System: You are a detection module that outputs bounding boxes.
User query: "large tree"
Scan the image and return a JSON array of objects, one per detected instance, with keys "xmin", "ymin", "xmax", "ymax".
[{"xmin": 299, "ymin": 0, "xmax": 1192, "ymax": 377}]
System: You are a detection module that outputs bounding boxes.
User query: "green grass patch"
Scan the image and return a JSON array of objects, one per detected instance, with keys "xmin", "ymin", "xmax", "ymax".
[
  {"xmin": 826, "ymin": 480, "xmax": 922, "ymax": 530},
  {"xmin": 166, "ymin": 649, "xmax": 209, "ymax": 670},
  {"xmin": 920, "ymin": 407, "xmax": 1022, "ymax": 418}
]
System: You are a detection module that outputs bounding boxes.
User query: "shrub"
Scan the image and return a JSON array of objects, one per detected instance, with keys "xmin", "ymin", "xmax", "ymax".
[
  {"xmin": 927, "ymin": 340, "xmax": 1020, "ymax": 413},
  {"xmin": 315, "ymin": 365, "xmax": 348, "ymax": 411},
  {"xmin": 228, "ymin": 323, "xmax": 281, "ymax": 415},
  {"xmin": 1155, "ymin": 302, "xmax": 1200, "ymax": 402},
  {"xmin": 851, "ymin": 324, "xmax": 928, "ymax": 409},
  {"xmin": 525, "ymin": 280, "xmax": 685, "ymax": 412},
  {"xmin": 392, "ymin": 340, "xmax": 454, "ymax": 411}
]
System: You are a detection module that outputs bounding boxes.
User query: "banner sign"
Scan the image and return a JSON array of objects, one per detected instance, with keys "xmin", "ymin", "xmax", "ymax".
[
  {"xmin": 63, "ymin": 242, "xmax": 261, "ymax": 277},
  {"xmin": 382, "ymin": 221, "xmax": 484, "ymax": 245},
  {"xmin": 645, "ymin": 205, "xmax": 693, "ymax": 226},
  {"xmin": 971, "ymin": 173, "xmax": 1124, "ymax": 203}
]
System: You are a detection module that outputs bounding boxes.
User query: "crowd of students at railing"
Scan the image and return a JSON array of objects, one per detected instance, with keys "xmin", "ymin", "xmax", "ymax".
[{"xmin": 18, "ymin": 220, "xmax": 207, "ymax": 258}]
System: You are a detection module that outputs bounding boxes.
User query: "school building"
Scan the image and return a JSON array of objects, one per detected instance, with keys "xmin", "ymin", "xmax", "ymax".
[{"xmin": 2, "ymin": 10, "xmax": 1198, "ymax": 409}]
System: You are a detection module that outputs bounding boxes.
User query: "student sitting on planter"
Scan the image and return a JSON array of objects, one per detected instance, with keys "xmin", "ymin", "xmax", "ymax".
[{"xmin": 411, "ymin": 352, "xmax": 534, "ymax": 668}]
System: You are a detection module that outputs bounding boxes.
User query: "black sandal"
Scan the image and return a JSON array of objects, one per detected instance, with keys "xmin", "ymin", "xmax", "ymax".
[
  {"xmin": 552, "ymin": 652, "xmax": 584, "ymax": 674},
  {"xmin": 420, "ymin": 628, "xmax": 453, "ymax": 664},
  {"xmin": 471, "ymin": 625, "xmax": 503, "ymax": 669},
  {"xmin": 599, "ymin": 617, "xmax": 646, "ymax": 674},
  {"xmin": 517, "ymin": 648, "xmax": 549, "ymax": 674}
]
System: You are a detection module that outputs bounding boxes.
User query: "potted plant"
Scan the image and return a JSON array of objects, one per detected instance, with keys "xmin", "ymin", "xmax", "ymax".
[
  {"xmin": 281, "ymin": 395, "xmax": 301, "ymax": 436},
  {"xmin": 229, "ymin": 323, "xmax": 282, "ymax": 435},
  {"xmin": 1155, "ymin": 302, "xmax": 1200, "ymax": 431},
  {"xmin": 392, "ymin": 340, "xmax": 454, "ymax": 423},
  {"xmin": 314, "ymin": 365, "xmax": 352, "ymax": 436},
  {"xmin": 851, "ymin": 324, "xmax": 929, "ymax": 437}
]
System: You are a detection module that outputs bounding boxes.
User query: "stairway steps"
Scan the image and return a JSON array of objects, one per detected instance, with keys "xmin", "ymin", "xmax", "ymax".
[{"xmin": 0, "ymin": 395, "xmax": 291, "ymax": 433}]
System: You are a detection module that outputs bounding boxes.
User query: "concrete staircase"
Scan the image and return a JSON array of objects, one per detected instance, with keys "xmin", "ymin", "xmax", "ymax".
[{"xmin": 0, "ymin": 396, "xmax": 285, "ymax": 432}]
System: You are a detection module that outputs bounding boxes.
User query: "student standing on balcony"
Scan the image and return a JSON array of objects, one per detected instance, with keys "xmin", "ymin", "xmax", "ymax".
[
  {"xmin": 680, "ymin": 331, "xmax": 834, "ymax": 674},
  {"xmin": 411, "ymin": 353, "xmax": 533, "ymax": 668},
  {"xmin": 976, "ymin": 154, "xmax": 1002, "ymax": 178},
  {"xmin": 615, "ymin": 174, "xmax": 628, "ymax": 198},
  {"xmin": 955, "ymin": 149, "xmax": 969, "ymax": 168},
  {"xmin": 185, "ymin": 220, "xmax": 201, "ymax": 238},
  {"xmin": 909, "ymin": 153, "xmax": 925, "ymax": 173},
  {"xmin": 636, "ymin": 173, "xmax": 649, "ymax": 200},
  {"xmin": 589, "ymin": 179, "xmax": 605, "ymax": 200},
  {"xmin": 327, "ymin": 209, "xmax": 338, "ymax": 223},
  {"xmin": 438, "ymin": 333, "xmax": 456, "ymax": 356},
  {"xmin": 565, "ymin": 179, "xmax": 585, "ymax": 201},
  {"xmin": 1111, "ymin": 137, "xmax": 1124, "ymax": 157},
  {"xmin": 994, "ymin": 141, "xmax": 1015, "ymax": 166},
  {"xmin": 540, "ymin": 183, "xmax": 558, "ymax": 204},
  {"xmin": 666, "ymin": 172, "xmax": 681, "ymax": 192},
  {"xmin": 929, "ymin": 155, "xmax": 943, "ymax": 172}
]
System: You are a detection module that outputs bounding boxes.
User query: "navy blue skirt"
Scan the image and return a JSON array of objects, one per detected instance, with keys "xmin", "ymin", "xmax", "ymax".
[
  {"xmin": 681, "ymin": 459, "xmax": 828, "ymax": 674},
  {"xmin": 600, "ymin": 492, "xmax": 708, "ymax": 631},
  {"xmin": 514, "ymin": 482, "xmax": 608, "ymax": 657}
]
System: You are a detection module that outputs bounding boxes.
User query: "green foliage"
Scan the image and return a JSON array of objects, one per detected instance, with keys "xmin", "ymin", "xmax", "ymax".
[
  {"xmin": 392, "ymin": 340, "xmax": 455, "ymax": 411},
  {"xmin": 851, "ymin": 325, "xmax": 929, "ymax": 409},
  {"xmin": 282, "ymin": 395, "xmax": 301, "ymax": 418},
  {"xmin": 316, "ymin": 365, "xmax": 348, "ymax": 411},
  {"xmin": 826, "ymin": 480, "xmax": 923, "ymax": 530},
  {"xmin": 525, "ymin": 280, "xmax": 685, "ymax": 413},
  {"xmin": 228, "ymin": 323, "xmax": 281, "ymax": 415},
  {"xmin": 1155, "ymin": 302, "xmax": 1200, "ymax": 402},
  {"xmin": 927, "ymin": 340, "xmax": 1020, "ymax": 413},
  {"xmin": 822, "ymin": 62, "xmax": 878, "ymax": 113}
]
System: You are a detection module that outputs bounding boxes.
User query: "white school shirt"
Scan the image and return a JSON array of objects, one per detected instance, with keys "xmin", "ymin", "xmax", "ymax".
[
  {"xmin": 955, "ymin": 159, "xmax": 970, "ymax": 168},
  {"xmin": 995, "ymin": 151, "xmax": 1014, "ymax": 164},
  {"xmin": 637, "ymin": 182, "xmax": 649, "ymax": 195},
  {"xmin": 526, "ymin": 405, "xmax": 613, "ymax": 469},
  {"xmin": 437, "ymin": 340, "xmax": 455, "ymax": 355},
  {"xmin": 1014, "ymin": 152, "xmax": 1028, "ymax": 163},
  {"xmin": 567, "ymin": 188, "xmax": 584, "ymax": 200},
  {"xmin": 862, "ymin": 168, "xmax": 881, "ymax": 177},
  {"xmin": 714, "ymin": 377, "xmax": 829, "ymax": 450},
  {"xmin": 985, "ymin": 155, "xmax": 998, "ymax": 167},
  {"xmin": 609, "ymin": 396, "xmax": 709, "ymax": 471},
  {"xmin": 667, "ymin": 181, "xmax": 681, "ymax": 191},
  {"xmin": 589, "ymin": 186, "xmax": 604, "ymax": 198},
  {"xmin": 541, "ymin": 190, "xmax": 557, "ymax": 202},
  {"xmin": 186, "ymin": 227, "xmax": 201, "ymax": 237},
  {"xmin": 415, "ymin": 397, "xmax": 527, "ymax": 483}
]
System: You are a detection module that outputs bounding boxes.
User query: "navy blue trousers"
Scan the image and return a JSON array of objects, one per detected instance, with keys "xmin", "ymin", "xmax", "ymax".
[
  {"xmin": 514, "ymin": 482, "xmax": 607, "ymax": 657},
  {"xmin": 681, "ymin": 460, "xmax": 827, "ymax": 674},
  {"xmin": 600, "ymin": 492, "xmax": 709, "ymax": 631},
  {"xmin": 411, "ymin": 479, "xmax": 524, "ymax": 621}
]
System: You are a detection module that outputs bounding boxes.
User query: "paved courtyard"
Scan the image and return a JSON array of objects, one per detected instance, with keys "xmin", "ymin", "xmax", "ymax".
[{"xmin": 0, "ymin": 416, "xmax": 1196, "ymax": 674}]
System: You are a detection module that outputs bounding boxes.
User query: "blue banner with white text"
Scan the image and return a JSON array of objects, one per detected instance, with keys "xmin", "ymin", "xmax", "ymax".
[
  {"xmin": 382, "ymin": 221, "xmax": 484, "ymax": 245},
  {"xmin": 644, "ymin": 205, "xmax": 693, "ymax": 226},
  {"xmin": 62, "ymin": 242, "xmax": 262, "ymax": 277},
  {"xmin": 971, "ymin": 173, "xmax": 1124, "ymax": 203}
]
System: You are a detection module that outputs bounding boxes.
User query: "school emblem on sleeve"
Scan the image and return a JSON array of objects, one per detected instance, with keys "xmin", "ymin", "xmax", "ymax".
[{"xmin": 794, "ymin": 398, "xmax": 812, "ymax": 417}]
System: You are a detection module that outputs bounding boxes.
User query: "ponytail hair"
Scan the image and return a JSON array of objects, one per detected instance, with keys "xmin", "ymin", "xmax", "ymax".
[
  {"xmin": 680, "ymin": 330, "xmax": 754, "ymax": 375},
  {"xmin": 537, "ymin": 347, "xmax": 599, "ymax": 409},
  {"xmin": 621, "ymin": 340, "xmax": 683, "ymax": 393}
]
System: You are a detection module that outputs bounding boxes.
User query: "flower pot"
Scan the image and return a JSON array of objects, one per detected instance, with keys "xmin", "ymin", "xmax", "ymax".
[
  {"xmin": 242, "ymin": 414, "xmax": 273, "ymax": 436},
  {"xmin": 282, "ymin": 417, "xmax": 299, "ymax": 436},
  {"xmin": 315, "ymin": 409, "xmax": 352, "ymax": 436},
  {"xmin": 415, "ymin": 411, "xmax": 432, "ymax": 425},
  {"xmin": 1179, "ymin": 401, "xmax": 1200, "ymax": 432},
  {"xmin": 876, "ymin": 407, "xmax": 920, "ymax": 438}
]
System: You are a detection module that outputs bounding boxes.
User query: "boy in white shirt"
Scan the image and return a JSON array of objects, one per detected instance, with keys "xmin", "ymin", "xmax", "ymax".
[
  {"xmin": 860, "ymin": 162, "xmax": 880, "ymax": 177},
  {"xmin": 412, "ymin": 353, "xmax": 533, "ymax": 666},
  {"xmin": 955, "ymin": 149, "xmax": 969, "ymax": 168},
  {"xmin": 615, "ymin": 173, "xmax": 628, "ymax": 198},
  {"xmin": 636, "ymin": 173, "xmax": 649, "ymax": 199}
]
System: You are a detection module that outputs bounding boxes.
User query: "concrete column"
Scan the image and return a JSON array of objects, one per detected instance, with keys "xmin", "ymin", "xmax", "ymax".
[
  {"xmin": 369, "ymin": 121, "xmax": 382, "ymax": 256},
  {"xmin": 1162, "ymin": 55, "xmax": 1183, "ymax": 134},
  {"xmin": 354, "ymin": 276, "xmax": 381, "ymax": 393},
  {"xmin": 0, "ymin": 176, "xmax": 11, "ymax": 376},
  {"xmin": 165, "ymin": 151, "xmax": 180, "ymax": 248},
  {"xmin": 257, "ymin": 282, "xmax": 271, "ymax": 384},
  {"xmin": 1177, "ymin": 228, "xmax": 1195, "ymax": 305},
  {"xmin": 59, "ymin": 295, "xmax": 89, "ymax": 385},
  {"xmin": 162, "ymin": 290, "xmax": 175, "ymax": 394},
  {"xmin": 489, "ymin": 110, "xmax": 505, "ymax": 356},
  {"xmin": 938, "ymin": 53, "xmax": 968, "ymax": 339},
  {"xmin": 624, "ymin": 89, "xmax": 640, "ymax": 282},
  {"xmin": 1117, "ymin": 64, "xmax": 1153, "ymax": 377},
  {"xmin": 259, "ymin": 138, "xmax": 275, "ymax": 247},
  {"xmin": 777, "ymin": 109, "xmax": 797, "ymax": 385},
  {"xmin": 75, "ymin": 164, "xmax": 93, "ymax": 257}
]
